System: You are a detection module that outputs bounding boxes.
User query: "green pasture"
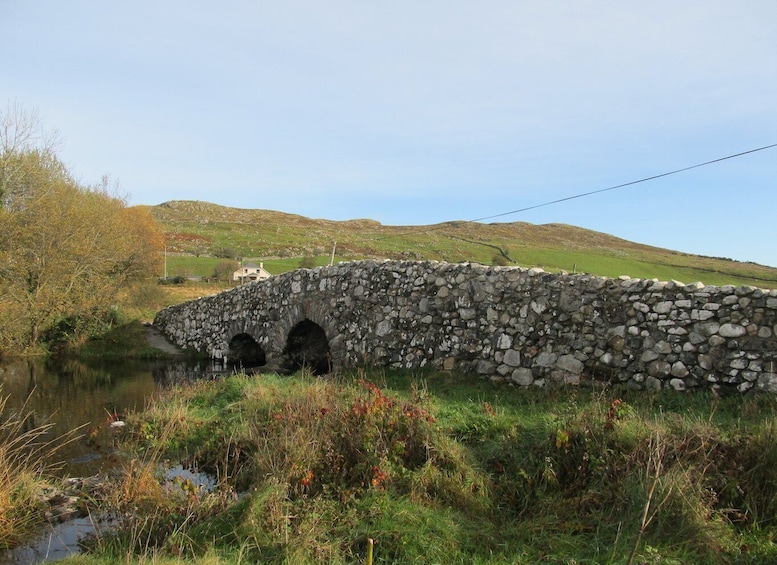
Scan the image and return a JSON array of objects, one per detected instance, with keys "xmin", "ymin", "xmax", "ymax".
[{"xmin": 164, "ymin": 250, "xmax": 777, "ymax": 289}]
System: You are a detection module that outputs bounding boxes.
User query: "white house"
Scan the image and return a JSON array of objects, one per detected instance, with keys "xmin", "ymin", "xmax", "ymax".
[{"xmin": 233, "ymin": 261, "xmax": 272, "ymax": 283}]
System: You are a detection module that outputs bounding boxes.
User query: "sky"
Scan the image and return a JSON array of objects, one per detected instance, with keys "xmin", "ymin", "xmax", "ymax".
[{"xmin": 2, "ymin": 1, "xmax": 776, "ymax": 267}]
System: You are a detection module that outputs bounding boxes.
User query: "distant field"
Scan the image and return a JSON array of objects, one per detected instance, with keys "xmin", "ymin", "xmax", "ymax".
[
  {"xmin": 146, "ymin": 200, "xmax": 777, "ymax": 289},
  {"xmin": 166, "ymin": 250, "xmax": 777, "ymax": 291}
]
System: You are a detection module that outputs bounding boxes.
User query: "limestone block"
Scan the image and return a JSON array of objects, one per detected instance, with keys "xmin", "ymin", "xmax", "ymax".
[
  {"xmin": 476, "ymin": 360, "xmax": 496, "ymax": 374},
  {"xmin": 511, "ymin": 367, "xmax": 534, "ymax": 386},
  {"xmin": 535, "ymin": 351, "xmax": 557, "ymax": 367},
  {"xmin": 641, "ymin": 350, "xmax": 660, "ymax": 363},
  {"xmin": 648, "ymin": 361, "xmax": 672, "ymax": 378},
  {"xmin": 671, "ymin": 361, "xmax": 689, "ymax": 378},
  {"xmin": 691, "ymin": 310, "xmax": 716, "ymax": 321},
  {"xmin": 645, "ymin": 376, "xmax": 662, "ymax": 391},
  {"xmin": 503, "ymin": 349, "xmax": 522, "ymax": 367},
  {"xmin": 496, "ymin": 333, "xmax": 512, "ymax": 349},
  {"xmin": 669, "ymin": 378, "xmax": 686, "ymax": 391},
  {"xmin": 531, "ymin": 297, "xmax": 549, "ymax": 315},
  {"xmin": 719, "ymin": 323, "xmax": 746, "ymax": 338},
  {"xmin": 375, "ymin": 320, "xmax": 392, "ymax": 337},
  {"xmin": 698, "ymin": 354, "xmax": 713, "ymax": 370},
  {"xmin": 556, "ymin": 354, "xmax": 584, "ymax": 374},
  {"xmin": 722, "ymin": 295, "xmax": 739, "ymax": 306},
  {"xmin": 758, "ymin": 373, "xmax": 777, "ymax": 393},
  {"xmin": 730, "ymin": 358, "xmax": 748, "ymax": 370},
  {"xmin": 708, "ymin": 335, "xmax": 726, "ymax": 347},
  {"xmin": 696, "ymin": 322, "xmax": 721, "ymax": 336},
  {"xmin": 735, "ymin": 286, "xmax": 756, "ymax": 296},
  {"xmin": 459, "ymin": 308, "xmax": 477, "ymax": 320}
]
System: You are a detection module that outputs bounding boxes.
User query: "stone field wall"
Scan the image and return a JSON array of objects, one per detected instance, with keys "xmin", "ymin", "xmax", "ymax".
[{"xmin": 154, "ymin": 260, "xmax": 777, "ymax": 393}]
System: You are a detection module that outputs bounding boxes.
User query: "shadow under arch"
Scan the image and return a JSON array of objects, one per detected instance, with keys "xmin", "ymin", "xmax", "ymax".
[
  {"xmin": 227, "ymin": 333, "xmax": 266, "ymax": 371},
  {"xmin": 282, "ymin": 319, "xmax": 332, "ymax": 375}
]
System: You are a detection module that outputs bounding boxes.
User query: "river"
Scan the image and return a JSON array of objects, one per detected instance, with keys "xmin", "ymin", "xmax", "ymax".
[
  {"xmin": 0, "ymin": 355, "xmax": 231, "ymax": 564},
  {"xmin": 0, "ymin": 356, "xmax": 229, "ymax": 477}
]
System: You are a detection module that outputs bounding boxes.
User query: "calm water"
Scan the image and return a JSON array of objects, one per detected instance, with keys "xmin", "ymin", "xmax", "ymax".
[
  {"xmin": 0, "ymin": 356, "xmax": 230, "ymax": 564},
  {"xmin": 0, "ymin": 356, "xmax": 228, "ymax": 477}
]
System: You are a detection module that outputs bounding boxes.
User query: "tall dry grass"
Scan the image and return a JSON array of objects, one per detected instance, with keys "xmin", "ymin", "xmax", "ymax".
[{"xmin": 0, "ymin": 393, "xmax": 67, "ymax": 549}]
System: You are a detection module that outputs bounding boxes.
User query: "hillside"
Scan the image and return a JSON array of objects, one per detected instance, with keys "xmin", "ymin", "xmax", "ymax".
[{"xmin": 143, "ymin": 200, "xmax": 777, "ymax": 288}]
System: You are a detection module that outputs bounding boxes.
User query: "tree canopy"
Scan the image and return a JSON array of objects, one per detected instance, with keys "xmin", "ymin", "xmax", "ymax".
[{"xmin": 0, "ymin": 104, "xmax": 163, "ymax": 351}]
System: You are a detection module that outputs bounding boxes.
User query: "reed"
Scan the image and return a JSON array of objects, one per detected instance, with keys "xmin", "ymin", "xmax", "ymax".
[{"xmin": 0, "ymin": 393, "xmax": 64, "ymax": 549}]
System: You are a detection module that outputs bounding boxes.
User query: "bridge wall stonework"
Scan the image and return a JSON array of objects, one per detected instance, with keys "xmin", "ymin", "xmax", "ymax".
[{"xmin": 153, "ymin": 260, "xmax": 777, "ymax": 393}]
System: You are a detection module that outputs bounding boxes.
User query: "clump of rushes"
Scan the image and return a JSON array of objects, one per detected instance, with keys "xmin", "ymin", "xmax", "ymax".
[
  {"xmin": 79, "ymin": 371, "xmax": 777, "ymax": 564},
  {"xmin": 0, "ymin": 394, "xmax": 65, "ymax": 549}
]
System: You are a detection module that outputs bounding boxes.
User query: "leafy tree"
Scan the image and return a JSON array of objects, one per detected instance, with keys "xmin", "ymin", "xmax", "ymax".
[
  {"xmin": 0, "ymin": 105, "xmax": 163, "ymax": 351},
  {"xmin": 214, "ymin": 247, "xmax": 237, "ymax": 259},
  {"xmin": 299, "ymin": 256, "xmax": 317, "ymax": 269},
  {"xmin": 213, "ymin": 260, "xmax": 239, "ymax": 281}
]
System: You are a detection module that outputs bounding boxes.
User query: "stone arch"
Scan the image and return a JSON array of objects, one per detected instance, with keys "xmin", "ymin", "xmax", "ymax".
[
  {"xmin": 226, "ymin": 333, "xmax": 266, "ymax": 371},
  {"xmin": 282, "ymin": 319, "xmax": 332, "ymax": 375}
]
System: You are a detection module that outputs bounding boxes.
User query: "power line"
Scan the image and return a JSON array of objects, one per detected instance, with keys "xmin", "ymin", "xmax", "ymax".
[
  {"xmin": 372, "ymin": 142, "xmax": 777, "ymax": 242},
  {"xmin": 470, "ymin": 142, "xmax": 777, "ymax": 223}
]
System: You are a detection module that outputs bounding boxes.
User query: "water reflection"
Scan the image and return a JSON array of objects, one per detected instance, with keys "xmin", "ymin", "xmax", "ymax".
[
  {"xmin": 0, "ymin": 356, "xmax": 231, "ymax": 478},
  {"xmin": 0, "ymin": 356, "xmax": 250, "ymax": 564}
]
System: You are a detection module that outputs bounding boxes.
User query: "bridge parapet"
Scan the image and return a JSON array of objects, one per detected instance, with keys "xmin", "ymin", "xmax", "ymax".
[{"xmin": 154, "ymin": 260, "xmax": 777, "ymax": 393}]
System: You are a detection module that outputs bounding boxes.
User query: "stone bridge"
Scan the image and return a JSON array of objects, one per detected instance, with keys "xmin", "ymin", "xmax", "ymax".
[{"xmin": 153, "ymin": 260, "xmax": 777, "ymax": 393}]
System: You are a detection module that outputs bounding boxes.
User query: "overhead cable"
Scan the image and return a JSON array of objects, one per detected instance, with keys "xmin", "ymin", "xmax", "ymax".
[{"xmin": 470, "ymin": 142, "xmax": 777, "ymax": 223}]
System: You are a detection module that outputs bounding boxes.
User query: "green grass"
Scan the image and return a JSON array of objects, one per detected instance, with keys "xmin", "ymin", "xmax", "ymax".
[
  {"xmin": 144, "ymin": 200, "xmax": 777, "ymax": 288},
  {"xmin": 58, "ymin": 369, "xmax": 777, "ymax": 564},
  {"xmin": 166, "ymin": 248, "xmax": 776, "ymax": 290}
]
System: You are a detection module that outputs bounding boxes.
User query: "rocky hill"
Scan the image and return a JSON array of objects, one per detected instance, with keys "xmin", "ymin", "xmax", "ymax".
[{"xmin": 142, "ymin": 200, "xmax": 777, "ymax": 288}]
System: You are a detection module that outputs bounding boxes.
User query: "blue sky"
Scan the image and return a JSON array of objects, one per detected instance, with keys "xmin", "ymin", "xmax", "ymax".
[{"xmin": 3, "ymin": 1, "xmax": 776, "ymax": 267}]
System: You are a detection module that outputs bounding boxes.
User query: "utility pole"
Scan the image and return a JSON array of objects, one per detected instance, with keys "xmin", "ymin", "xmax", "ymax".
[{"xmin": 329, "ymin": 241, "xmax": 337, "ymax": 266}]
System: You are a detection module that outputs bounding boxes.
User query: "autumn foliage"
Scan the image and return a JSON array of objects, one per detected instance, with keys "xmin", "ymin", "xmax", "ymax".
[{"xmin": 0, "ymin": 104, "xmax": 163, "ymax": 351}]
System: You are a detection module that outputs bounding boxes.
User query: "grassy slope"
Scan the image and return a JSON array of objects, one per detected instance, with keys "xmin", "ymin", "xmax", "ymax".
[
  {"xmin": 62, "ymin": 370, "xmax": 777, "ymax": 564},
  {"xmin": 142, "ymin": 200, "xmax": 777, "ymax": 288}
]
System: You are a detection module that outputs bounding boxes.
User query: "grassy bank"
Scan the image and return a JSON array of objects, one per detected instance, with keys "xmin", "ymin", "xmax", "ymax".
[{"xmin": 58, "ymin": 370, "xmax": 777, "ymax": 564}]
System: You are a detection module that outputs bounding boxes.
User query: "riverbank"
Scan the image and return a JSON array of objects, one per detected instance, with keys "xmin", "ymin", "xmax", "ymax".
[
  {"xmin": 40, "ymin": 369, "xmax": 777, "ymax": 564},
  {"xmin": 76, "ymin": 320, "xmax": 187, "ymax": 359}
]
